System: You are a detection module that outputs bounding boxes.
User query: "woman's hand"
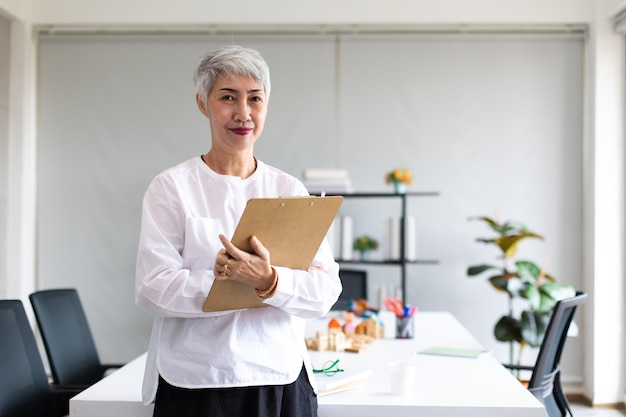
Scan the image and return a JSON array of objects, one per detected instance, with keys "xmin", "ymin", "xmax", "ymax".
[{"xmin": 213, "ymin": 234, "xmax": 275, "ymax": 292}]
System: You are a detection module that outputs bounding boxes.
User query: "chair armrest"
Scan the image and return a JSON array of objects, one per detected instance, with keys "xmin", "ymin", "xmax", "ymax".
[
  {"xmin": 503, "ymin": 364, "xmax": 534, "ymax": 371},
  {"xmin": 102, "ymin": 363, "xmax": 125, "ymax": 369},
  {"xmin": 50, "ymin": 383, "xmax": 90, "ymax": 394},
  {"xmin": 100, "ymin": 363, "xmax": 125, "ymax": 377},
  {"xmin": 50, "ymin": 385, "xmax": 88, "ymax": 417}
]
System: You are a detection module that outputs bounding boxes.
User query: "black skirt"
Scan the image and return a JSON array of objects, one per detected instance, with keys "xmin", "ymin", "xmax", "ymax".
[{"xmin": 153, "ymin": 365, "xmax": 318, "ymax": 417}]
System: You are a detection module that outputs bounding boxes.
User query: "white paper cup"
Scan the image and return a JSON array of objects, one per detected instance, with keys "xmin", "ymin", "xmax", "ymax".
[{"xmin": 388, "ymin": 361, "xmax": 416, "ymax": 396}]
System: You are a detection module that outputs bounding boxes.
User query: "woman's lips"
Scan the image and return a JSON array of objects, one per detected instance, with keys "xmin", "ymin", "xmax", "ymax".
[{"xmin": 231, "ymin": 127, "xmax": 252, "ymax": 136}]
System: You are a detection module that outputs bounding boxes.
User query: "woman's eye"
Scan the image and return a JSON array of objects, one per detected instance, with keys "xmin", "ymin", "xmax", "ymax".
[{"xmin": 250, "ymin": 96, "xmax": 263, "ymax": 103}]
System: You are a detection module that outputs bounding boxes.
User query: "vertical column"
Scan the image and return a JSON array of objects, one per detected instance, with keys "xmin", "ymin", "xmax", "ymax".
[{"xmin": 6, "ymin": 19, "xmax": 38, "ymax": 303}]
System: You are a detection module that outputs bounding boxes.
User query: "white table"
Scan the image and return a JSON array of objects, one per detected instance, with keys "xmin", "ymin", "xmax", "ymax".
[{"xmin": 70, "ymin": 312, "xmax": 546, "ymax": 417}]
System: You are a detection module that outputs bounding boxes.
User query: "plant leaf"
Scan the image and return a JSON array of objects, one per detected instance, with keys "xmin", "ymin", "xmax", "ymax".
[
  {"xmin": 469, "ymin": 216, "xmax": 521, "ymax": 235},
  {"xmin": 515, "ymin": 260, "xmax": 541, "ymax": 283},
  {"xmin": 467, "ymin": 264, "xmax": 496, "ymax": 276},
  {"xmin": 524, "ymin": 284, "xmax": 541, "ymax": 310},
  {"xmin": 469, "ymin": 216, "xmax": 500, "ymax": 229},
  {"xmin": 488, "ymin": 275, "xmax": 509, "ymax": 293},
  {"xmin": 520, "ymin": 310, "xmax": 551, "ymax": 348},
  {"xmin": 540, "ymin": 282, "xmax": 576, "ymax": 300},
  {"xmin": 505, "ymin": 277, "xmax": 526, "ymax": 298},
  {"xmin": 494, "ymin": 315, "xmax": 522, "ymax": 343},
  {"xmin": 495, "ymin": 233, "xmax": 543, "ymax": 258},
  {"xmin": 490, "ymin": 219, "xmax": 526, "ymax": 235},
  {"xmin": 535, "ymin": 283, "xmax": 576, "ymax": 313},
  {"xmin": 542, "ymin": 273, "xmax": 557, "ymax": 283}
]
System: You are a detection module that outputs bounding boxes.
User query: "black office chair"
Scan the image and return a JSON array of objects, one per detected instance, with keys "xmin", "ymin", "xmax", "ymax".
[
  {"xmin": 505, "ymin": 291, "xmax": 587, "ymax": 417},
  {"xmin": 0, "ymin": 299, "xmax": 76, "ymax": 417},
  {"xmin": 331, "ymin": 269, "xmax": 368, "ymax": 310},
  {"xmin": 29, "ymin": 288, "xmax": 124, "ymax": 388}
]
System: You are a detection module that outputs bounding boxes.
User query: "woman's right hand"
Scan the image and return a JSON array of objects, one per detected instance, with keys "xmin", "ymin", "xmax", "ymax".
[{"xmin": 213, "ymin": 234, "xmax": 276, "ymax": 292}]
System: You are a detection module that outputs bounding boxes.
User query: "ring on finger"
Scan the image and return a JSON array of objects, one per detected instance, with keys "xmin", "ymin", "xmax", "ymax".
[{"xmin": 220, "ymin": 257, "xmax": 231, "ymax": 276}]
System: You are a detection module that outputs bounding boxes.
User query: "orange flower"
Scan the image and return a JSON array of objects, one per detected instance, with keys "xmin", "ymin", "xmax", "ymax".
[{"xmin": 385, "ymin": 168, "xmax": 413, "ymax": 185}]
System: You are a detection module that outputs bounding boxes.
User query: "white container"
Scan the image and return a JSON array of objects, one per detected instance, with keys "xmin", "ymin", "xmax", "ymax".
[{"xmin": 388, "ymin": 361, "xmax": 416, "ymax": 396}]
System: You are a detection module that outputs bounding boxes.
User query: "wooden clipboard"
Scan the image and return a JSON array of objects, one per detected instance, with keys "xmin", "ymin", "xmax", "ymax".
[{"xmin": 202, "ymin": 195, "xmax": 343, "ymax": 312}]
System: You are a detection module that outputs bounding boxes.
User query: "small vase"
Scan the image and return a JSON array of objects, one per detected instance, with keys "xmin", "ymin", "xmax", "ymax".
[
  {"xmin": 394, "ymin": 183, "xmax": 407, "ymax": 194},
  {"xmin": 360, "ymin": 251, "xmax": 370, "ymax": 261}
]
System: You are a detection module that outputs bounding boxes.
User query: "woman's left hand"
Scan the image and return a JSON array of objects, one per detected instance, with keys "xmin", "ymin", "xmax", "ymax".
[{"xmin": 213, "ymin": 234, "xmax": 275, "ymax": 291}]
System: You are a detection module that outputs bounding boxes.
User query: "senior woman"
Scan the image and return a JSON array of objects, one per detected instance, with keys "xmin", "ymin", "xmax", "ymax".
[{"xmin": 135, "ymin": 45, "xmax": 342, "ymax": 417}]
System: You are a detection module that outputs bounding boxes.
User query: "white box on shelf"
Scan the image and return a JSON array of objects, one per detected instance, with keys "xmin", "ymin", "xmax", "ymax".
[{"xmin": 386, "ymin": 215, "xmax": 416, "ymax": 261}]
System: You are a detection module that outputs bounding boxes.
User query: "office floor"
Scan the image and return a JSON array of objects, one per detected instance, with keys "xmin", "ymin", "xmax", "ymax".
[{"xmin": 571, "ymin": 401, "xmax": 626, "ymax": 416}]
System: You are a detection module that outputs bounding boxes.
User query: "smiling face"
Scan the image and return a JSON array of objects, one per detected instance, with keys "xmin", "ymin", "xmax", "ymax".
[{"xmin": 196, "ymin": 73, "xmax": 268, "ymax": 155}]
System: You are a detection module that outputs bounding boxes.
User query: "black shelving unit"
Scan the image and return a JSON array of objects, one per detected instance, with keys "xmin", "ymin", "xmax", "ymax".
[{"xmin": 316, "ymin": 191, "xmax": 439, "ymax": 303}]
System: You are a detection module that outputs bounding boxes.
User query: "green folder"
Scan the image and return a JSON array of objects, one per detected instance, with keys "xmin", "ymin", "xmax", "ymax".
[{"xmin": 418, "ymin": 347, "xmax": 489, "ymax": 358}]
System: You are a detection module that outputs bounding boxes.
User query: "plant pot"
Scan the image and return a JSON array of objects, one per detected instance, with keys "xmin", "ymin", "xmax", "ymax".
[
  {"xmin": 359, "ymin": 251, "xmax": 370, "ymax": 261},
  {"xmin": 394, "ymin": 183, "xmax": 407, "ymax": 194}
]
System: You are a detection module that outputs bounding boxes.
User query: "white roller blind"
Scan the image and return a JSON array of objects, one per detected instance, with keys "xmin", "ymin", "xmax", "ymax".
[{"xmin": 37, "ymin": 33, "xmax": 583, "ymax": 369}]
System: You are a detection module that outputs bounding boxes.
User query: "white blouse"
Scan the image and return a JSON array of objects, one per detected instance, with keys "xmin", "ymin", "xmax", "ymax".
[{"xmin": 135, "ymin": 157, "xmax": 341, "ymax": 404}]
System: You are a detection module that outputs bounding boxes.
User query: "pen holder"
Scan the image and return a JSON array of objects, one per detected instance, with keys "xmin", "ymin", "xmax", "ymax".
[{"xmin": 396, "ymin": 315, "xmax": 414, "ymax": 339}]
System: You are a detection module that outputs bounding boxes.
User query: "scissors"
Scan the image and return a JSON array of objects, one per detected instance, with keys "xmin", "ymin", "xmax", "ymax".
[{"xmin": 384, "ymin": 297, "xmax": 404, "ymax": 317}]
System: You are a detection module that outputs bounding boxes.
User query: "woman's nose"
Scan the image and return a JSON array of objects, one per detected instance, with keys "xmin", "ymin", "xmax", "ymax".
[{"xmin": 234, "ymin": 101, "xmax": 251, "ymax": 122}]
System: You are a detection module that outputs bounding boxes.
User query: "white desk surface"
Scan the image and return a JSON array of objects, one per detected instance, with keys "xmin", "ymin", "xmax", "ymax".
[{"xmin": 70, "ymin": 312, "xmax": 545, "ymax": 417}]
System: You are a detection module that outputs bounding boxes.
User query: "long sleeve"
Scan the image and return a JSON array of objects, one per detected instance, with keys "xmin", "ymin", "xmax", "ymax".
[
  {"xmin": 263, "ymin": 243, "xmax": 341, "ymax": 318},
  {"xmin": 135, "ymin": 172, "xmax": 219, "ymax": 318}
]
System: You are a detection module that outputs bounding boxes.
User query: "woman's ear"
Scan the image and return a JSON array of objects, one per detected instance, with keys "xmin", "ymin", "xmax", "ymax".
[{"xmin": 196, "ymin": 94, "xmax": 209, "ymax": 118}]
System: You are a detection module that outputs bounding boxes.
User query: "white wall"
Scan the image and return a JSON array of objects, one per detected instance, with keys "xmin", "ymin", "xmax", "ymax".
[
  {"xmin": 2, "ymin": 0, "xmax": 625, "ymax": 406},
  {"xmin": 583, "ymin": 0, "xmax": 626, "ymax": 404},
  {"xmin": 0, "ymin": 0, "xmax": 28, "ymax": 20},
  {"xmin": 607, "ymin": 0, "xmax": 626, "ymax": 14},
  {"xmin": 28, "ymin": 0, "xmax": 593, "ymax": 25},
  {"xmin": 0, "ymin": 14, "xmax": 9, "ymax": 298}
]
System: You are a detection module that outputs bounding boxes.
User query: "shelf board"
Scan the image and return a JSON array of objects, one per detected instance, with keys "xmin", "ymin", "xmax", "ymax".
[
  {"xmin": 337, "ymin": 259, "xmax": 439, "ymax": 265},
  {"xmin": 314, "ymin": 191, "xmax": 439, "ymax": 198}
]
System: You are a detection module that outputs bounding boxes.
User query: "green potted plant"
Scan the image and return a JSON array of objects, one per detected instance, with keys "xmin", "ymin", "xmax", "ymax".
[
  {"xmin": 467, "ymin": 216, "xmax": 576, "ymax": 369},
  {"xmin": 353, "ymin": 235, "xmax": 379, "ymax": 261}
]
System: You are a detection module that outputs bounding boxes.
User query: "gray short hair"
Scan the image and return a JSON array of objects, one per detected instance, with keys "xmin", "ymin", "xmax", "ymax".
[{"xmin": 193, "ymin": 45, "xmax": 271, "ymax": 105}]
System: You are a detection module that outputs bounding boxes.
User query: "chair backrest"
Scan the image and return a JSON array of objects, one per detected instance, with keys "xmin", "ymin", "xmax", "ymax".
[
  {"xmin": 0, "ymin": 300, "xmax": 52, "ymax": 417},
  {"xmin": 29, "ymin": 289, "xmax": 103, "ymax": 386},
  {"xmin": 332, "ymin": 269, "xmax": 368, "ymax": 311},
  {"xmin": 527, "ymin": 291, "xmax": 587, "ymax": 416}
]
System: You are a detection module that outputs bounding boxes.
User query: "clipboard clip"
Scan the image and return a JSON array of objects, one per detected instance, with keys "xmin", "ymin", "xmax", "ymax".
[{"xmin": 279, "ymin": 200, "xmax": 318, "ymax": 207}]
